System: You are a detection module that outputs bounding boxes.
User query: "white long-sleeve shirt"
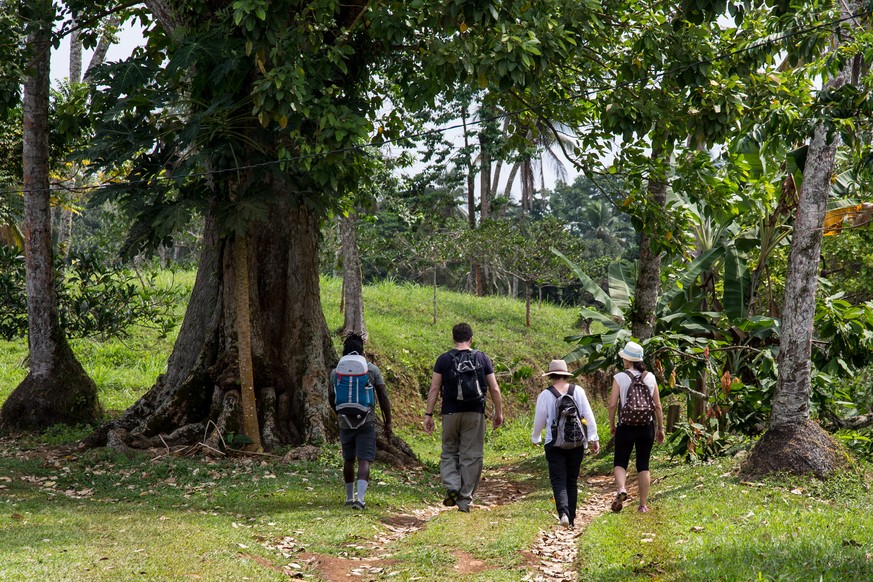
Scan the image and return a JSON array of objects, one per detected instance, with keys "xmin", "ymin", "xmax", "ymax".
[{"xmin": 531, "ymin": 384, "xmax": 599, "ymax": 445}]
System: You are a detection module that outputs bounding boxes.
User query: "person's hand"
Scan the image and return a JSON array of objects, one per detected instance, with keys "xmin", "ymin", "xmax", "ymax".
[
  {"xmin": 656, "ymin": 428, "xmax": 665, "ymax": 444},
  {"xmin": 492, "ymin": 412, "xmax": 504, "ymax": 430},
  {"xmin": 589, "ymin": 441, "xmax": 600, "ymax": 455},
  {"xmin": 423, "ymin": 415, "xmax": 434, "ymax": 434}
]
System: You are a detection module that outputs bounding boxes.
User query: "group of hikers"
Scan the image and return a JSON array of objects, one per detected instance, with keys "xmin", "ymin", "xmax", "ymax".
[{"xmin": 328, "ymin": 322, "xmax": 664, "ymax": 525}]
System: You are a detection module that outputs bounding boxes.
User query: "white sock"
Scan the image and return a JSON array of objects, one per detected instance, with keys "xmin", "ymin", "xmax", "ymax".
[{"xmin": 357, "ymin": 479, "xmax": 368, "ymax": 503}]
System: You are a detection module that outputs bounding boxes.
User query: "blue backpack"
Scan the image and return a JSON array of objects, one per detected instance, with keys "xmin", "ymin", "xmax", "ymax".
[{"xmin": 334, "ymin": 352, "xmax": 374, "ymax": 428}]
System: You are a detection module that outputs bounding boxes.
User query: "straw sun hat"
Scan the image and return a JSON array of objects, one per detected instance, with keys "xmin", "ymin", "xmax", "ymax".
[{"xmin": 542, "ymin": 359, "xmax": 574, "ymax": 377}]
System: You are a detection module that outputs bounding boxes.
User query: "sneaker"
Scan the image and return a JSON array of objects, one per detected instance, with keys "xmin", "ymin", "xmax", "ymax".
[
  {"xmin": 352, "ymin": 500, "xmax": 366, "ymax": 510},
  {"xmin": 345, "ymin": 499, "xmax": 355, "ymax": 507},
  {"xmin": 638, "ymin": 505, "xmax": 649, "ymax": 513},
  {"xmin": 443, "ymin": 489, "xmax": 459, "ymax": 507},
  {"xmin": 611, "ymin": 490, "xmax": 628, "ymax": 513},
  {"xmin": 559, "ymin": 514, "xmax": 570, "ymax": 528},
  {"xmin": 457, "ymin": 505, "xmax": 470, "ymax": 513}
]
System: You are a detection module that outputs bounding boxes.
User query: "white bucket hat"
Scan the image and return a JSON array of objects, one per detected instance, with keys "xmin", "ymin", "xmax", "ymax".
[
  {"xmin": 618, "ymin": 341, "xmax": 644, "ymax": 362},
  {"xmin": 542, "ymin": 359, "xmax": 574, "ymax": 377}
]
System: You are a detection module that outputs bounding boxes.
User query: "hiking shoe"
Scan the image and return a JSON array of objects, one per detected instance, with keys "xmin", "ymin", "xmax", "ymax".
[
  {"xmin": 638, "ymin": 505, "xmax": 649, "ymax": 513},
  {"xmin": 352, "ymin": 500, "xmax": 366, "ymax": 510},
  {"xmin": 611, "ymin": 490, "xmax": 628, "ymax": 513},
  {"xmin": 443, "ymin": 489, "xmax": 459, "ymax": 507},
  {"xmin": 457, "ymin": 505, "xmax": 470, "ymax": 513},
  {"xmin": 559, "ymin": 514, "xmax": 570, "ymax": 528},
  {"xmin": 345, "ymin": 499, "xmax": 355, "ymax": 507}
]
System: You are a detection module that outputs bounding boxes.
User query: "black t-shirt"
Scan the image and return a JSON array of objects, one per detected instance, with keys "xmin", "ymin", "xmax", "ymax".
[{"xmin": 433, "ymin": 349, "xmax": 494, "ymax": 414}]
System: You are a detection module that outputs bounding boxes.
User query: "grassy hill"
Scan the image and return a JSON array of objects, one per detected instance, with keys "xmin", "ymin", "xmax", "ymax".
[{"xmin": 1, "ymin": 275, "xmax": 589, "ymax": 425}]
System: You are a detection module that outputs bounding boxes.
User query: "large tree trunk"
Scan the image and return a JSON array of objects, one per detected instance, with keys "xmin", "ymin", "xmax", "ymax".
[
  {"xmin": 632, "ymin": 148, "xmax": 667, "ymax": 341},
  {"xmin": 339, "ymin": 212, "xmax": 367, "ymax": 339},
  {"xmin": 85, "ymin": 196, "xmax": 337, "ymax": 449},
  {"xmin": 746, "ymin": 8, "xmax": 858, "ymax": 477},
  {"xmin": 0, "ymin": 1, "xmax": 101, "ymax": 431}
]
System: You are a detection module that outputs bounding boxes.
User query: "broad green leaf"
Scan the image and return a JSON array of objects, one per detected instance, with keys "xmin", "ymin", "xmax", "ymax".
[
  {"xmin": 723, "ymin": 245, "xmax": 750, "ymax": 320},
  {"xmin": 552, "ymin": 247, "xmax": 622, "ymax": 317},
  {"xmin": 607, "ymin": 262, "xmax": 634, "ymax": 310}
]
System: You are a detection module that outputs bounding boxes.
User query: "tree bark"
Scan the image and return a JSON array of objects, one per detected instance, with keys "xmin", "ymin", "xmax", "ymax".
[
  {"xmin": 85, "ymin": 194, "xmax": 338, "ymax": 449},
  {"xmin": 233, "ymin": 233, "xmax": 263, "ymax": 452},
  {"xmin": 632, "ymin": 148, "xmax": 667, "ymax": 340},
  {"xmin": 0, "ymin": 1, "xmax": 101, "ymax": 431},
  {"xmin": 461, "ymin": 103, "xmax": 483, "ymax": 296},
  {"xmin": 749, "ymin": 3, "xmax": 858, "ymax": 477},
  {"xmin": 339, "ymin": 212, "xmax": 367, "ymax": 339}
]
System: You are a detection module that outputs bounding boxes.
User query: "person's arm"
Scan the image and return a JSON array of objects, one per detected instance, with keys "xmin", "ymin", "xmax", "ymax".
[
  {"xmin": 608, "ymin": 378, "xmax": 620, "ymax": 435},
  {"xmin": 577, "ymin": 388, "xmax": 600, "ymax": 455},
  {"xmin": 486, "ymin": 373, "xmax": 504, "ymax": 429},
  {"xmin": 423, "ymin": 372, "xmax": 442, "ymax": 434},
  {"xmin": 375, "ymin": 382, "xmax": 392, "ymax": 438},
  {"xmin": 328, "ymin": 371, "xmax": 336, "ymax": 411},
  {"xmin": 651, "ymin": 377, "xmax": 665, "ymax": 444},
  {"xmin": 531, "ymin": 392, "xmax": 548, "ymax": 444}
]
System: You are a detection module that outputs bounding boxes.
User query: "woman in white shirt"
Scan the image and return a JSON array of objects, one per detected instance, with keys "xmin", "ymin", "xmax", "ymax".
[
  {"xmin": 608, "ymin": 341, "xmax": 664, "ymax": 513},
  {"xmin": 532, "ymin": 359, "xmax": 600, "ymax": 529}
]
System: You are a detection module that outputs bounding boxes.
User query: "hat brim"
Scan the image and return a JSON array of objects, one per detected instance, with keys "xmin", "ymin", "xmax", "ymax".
[
  {"xmin": 541, "ymin": 370, "xmax": 574, "ymax": 376},
  {"xmin": 618, "ymin": 349, "xmax": 643, "ymax": 362}
]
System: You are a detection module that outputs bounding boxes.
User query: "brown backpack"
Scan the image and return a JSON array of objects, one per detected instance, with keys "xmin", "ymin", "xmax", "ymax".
[{"xmin": 619, "ymin": 370, "xmax": 654, "ymax": 426}]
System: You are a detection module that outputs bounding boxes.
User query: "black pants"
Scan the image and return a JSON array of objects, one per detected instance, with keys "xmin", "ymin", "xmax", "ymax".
[
  {"xmin": 544, "ymin": 442, "xmax": 585, "ymax": 523},
  {"xmin": 613, "ymin": 423, "xmax": 655, "ymax": 472}
]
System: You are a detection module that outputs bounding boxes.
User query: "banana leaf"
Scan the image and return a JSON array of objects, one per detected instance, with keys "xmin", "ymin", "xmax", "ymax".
[
  {"xmin": 661, "ymin": 247, "xmax": 724, "ymax": 312},
  {"xmin": 607, "ymin": 262, "xmax": 635, "ymax": 310},
  {"xmin": 723, "ymin": 244, "xmax": 751, "ymax": 319},
  {"xmin": 553, "ymin": 247, "xmax": 623, "ymax": 317}
]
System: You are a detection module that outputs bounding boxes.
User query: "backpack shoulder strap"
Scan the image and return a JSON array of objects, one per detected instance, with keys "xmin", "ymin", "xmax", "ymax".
[
  {"xmin": 623, "ymin": 369, "xmax": 635, "ymax": 381},
  {"xmin": 547, "ymin": 386, "xmax": 562, "ymax": 400},
  {"xmin": 566, "ymin": 384, "xmax": 576, "ymax": 396}
]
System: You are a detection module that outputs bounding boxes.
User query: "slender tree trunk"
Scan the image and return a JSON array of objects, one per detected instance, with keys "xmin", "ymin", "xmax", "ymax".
[
  {"xmin": 462, "ymin": 103, "xmax": 483, "ymax": 296},
  {"xmin": 1, "ymin": 1, "xmax": 100, "ymax": 431},
  {"xmin": 479, "ymin": 130, "xmax": 491, "ymax": 220},
  {"xmin": 525, "ymin": 281, "xmax": 531, "ymax": 327},
  {"xmin": 340, "ymin": 211, "xmax": 367, "ymax": 338},
  {"xmin": 83, "ymin": 15, "xmax": 120, "ymax": 81},
  {"xmin": 69, "ymin": 27, "xmax": 82, "ymax": 83},
  {"xmin": 744, "ymin": 6, "xmax": 859, "ymax": 478},
  {"xmin": 632, "ymin": 146, "xmax": 667, "ymax": 341}
]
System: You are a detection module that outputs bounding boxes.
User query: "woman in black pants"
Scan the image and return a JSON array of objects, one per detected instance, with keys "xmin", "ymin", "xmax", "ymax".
[
  {"xmin": 608, "ymin": 341, "xmax": 664, "ymax": 513},
  {"xmin": 532, "ymin": 359, "xmax": 600, "ymax": 528}
]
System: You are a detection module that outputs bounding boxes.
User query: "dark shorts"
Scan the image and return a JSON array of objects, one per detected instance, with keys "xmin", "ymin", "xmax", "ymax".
[
  {"xmin": 340, "ymin": 422, "xmax": 377, "ymax": 462},
  {"xmin": 613, "ymin": 423, "xmax": 655, "ymax": 472}
]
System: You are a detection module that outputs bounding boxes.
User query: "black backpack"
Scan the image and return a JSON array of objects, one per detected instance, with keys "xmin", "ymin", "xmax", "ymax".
[
  {"xmin": 548, "ymin": 384, "xmax": 588, "ymax": 449},
  {"xmin": 619, "ymin": 370, "xmax": 655, "ymax": 426},
  {"xmin": 447, "ymin": 349, "xmax": 486, "ymax": 402}
]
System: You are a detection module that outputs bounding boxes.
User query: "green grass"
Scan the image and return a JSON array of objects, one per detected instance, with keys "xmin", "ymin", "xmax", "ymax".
[
  {"xmin": 2, "ymin": 273, "xmax": 873, "ymax": 580},
  {"xmin": 579, "ymin": 454, "xmax": 873, "ymax": 581}
]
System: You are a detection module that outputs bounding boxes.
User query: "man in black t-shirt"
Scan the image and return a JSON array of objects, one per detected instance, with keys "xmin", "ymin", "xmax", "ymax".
[{"xmin": 423, "ymin": 323, "xmax": 504, "ymax": 512}]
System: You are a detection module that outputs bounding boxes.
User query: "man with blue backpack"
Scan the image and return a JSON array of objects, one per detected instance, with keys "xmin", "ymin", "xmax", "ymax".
[
  {"xmin": 423, "ymin": 323, "xmax": 504, "ymax": 512},
  {"xmin": 329, "ymin": 333, "xmax": 392, "ymax": 510}
]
